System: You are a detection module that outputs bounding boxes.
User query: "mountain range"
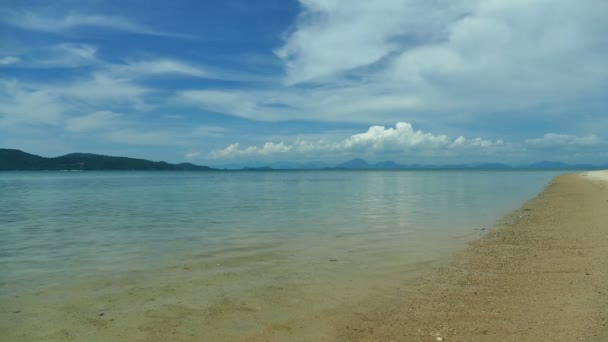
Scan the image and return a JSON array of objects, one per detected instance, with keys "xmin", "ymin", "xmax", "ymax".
[
  {"xmin": 333, "ymin": 158, "xmax": 607, "ymax": 170},
  {"xmin": 1, "ymin": 149, "xmax": 606, "ymax": 171},
  {"xmin": 235, "ymin": 158, "xmax": 607, "ymax": 170}
]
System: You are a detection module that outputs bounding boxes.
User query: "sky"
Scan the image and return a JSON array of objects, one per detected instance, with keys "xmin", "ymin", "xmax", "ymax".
[{"xmin": 1, "ymin": 0, "xmax": 607, "ymax": 167}]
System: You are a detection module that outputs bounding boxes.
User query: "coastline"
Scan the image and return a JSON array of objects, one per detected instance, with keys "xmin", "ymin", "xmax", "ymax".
[
  {"xmin": 341, "ymin": 171, "xmax": 608, "ymax": 341},
  {"xmin": 2, "ymin": 171, "xmax": 605, "ymax": 341}
]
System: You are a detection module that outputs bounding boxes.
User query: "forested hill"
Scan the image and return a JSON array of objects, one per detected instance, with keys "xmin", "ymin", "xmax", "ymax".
[{"xmin": 0, "ymin": 149, "xmax": 215, "ymax": 171}]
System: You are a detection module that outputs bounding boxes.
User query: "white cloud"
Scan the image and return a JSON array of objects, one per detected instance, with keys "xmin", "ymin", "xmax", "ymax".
[
  {"xmin": 101, "ymin": 58, "xmax": 269, "ymax": 83},
  {"xmin": 276, "ymin": 0, "xmax": 465, "ymax": 85},
  {"xmin": 106, "ymin": 59, "xmax": 209, "ymax": 78},
  {"xmin": 526, "ymin": 133, "xmax": 601, "ymax": 147},
  {"xmin": 21, "ymin": 44, "xmax": 100, "ymax": 68},
  {"xmin": 4, "ymin": 72, "xmax": 147, "ymax": 108},
  {"xmin": 104, "ymin": 129, "xmax": 183, "ymax": 145},
  {"xmin": 450, "ymin": 136, "xmax": 504, "ymax": 149},
  {"xmin": 0, "ymin": 43, "xmax": 102, "ymax": 69},
  {"xmin": 1, "ymin": 10, "xmax": 192, "ymax": 38},
  {"xmin": 190, "ymin": 125, "xmax": 230, "ymax": 137},
  {"xmin": 65, "ymin": 110, "xmax": 121, "ymax": 132},
  {"xmin": 279, "ymin": 0, "xmax": 608, "ymax": 88},
  {"xmin": 0, "ymin": 68, "xmax": 148, "ymax": 132},
  {"xmin": 176, "ymin": 88, "xmax": 422, "ymax": 122},
  {"xmin": 184, "ymin": 152, "xmax": 202, "ymax": 160},
  {"xmin": 0, "ymin": 79, "xmax": 66, "ymax": 127},
  {"xmin": 340, "ymin": 122, "xmax": 450, "ymax": 150},
  {"xmin": 215, "ymin": 0, "xmax": 608, "ymax": 124},
  {"xmin": 0, "ymin": 56, "xmax": 20, "ymax": 65},
  {"xmin": 209, "ymin": 122, "xmax": 506, "ymax": 159},
  {"xmin": 210, "ymin": 142, "xmax": 294, "ymax": 159},
  {"xmin": 52, "ymin": 72, "xmax": 149, "ymax": 108},
  {"xmin": 45, "ymin": 44, "xmax": 98, "ymax": 67},
  {"xmin": 177, "ymin": 90, "xmax": 265, "ymax": 119}
]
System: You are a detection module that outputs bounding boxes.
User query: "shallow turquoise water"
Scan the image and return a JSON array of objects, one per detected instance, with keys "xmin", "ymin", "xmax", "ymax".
[
  {"xmin": 1, "ymin": 170, "xmax": 573, "ymax": 339},
  {"xmin": 1, "ymin": 170, "xmax": 565, "ymax": 296}
]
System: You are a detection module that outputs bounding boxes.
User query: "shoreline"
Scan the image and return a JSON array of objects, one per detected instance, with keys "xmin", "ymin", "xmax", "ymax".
[
  {"xmin": 340, "ymin": 171, "xmax": 608, "ymax": 341},
  {"xmin": 2, "ymin": 171, "xmax": 605, "ymax": 341}
]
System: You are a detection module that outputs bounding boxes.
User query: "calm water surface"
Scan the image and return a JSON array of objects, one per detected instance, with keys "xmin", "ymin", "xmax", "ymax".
[{"xmin": 0, "ymin": 170, "xmax": 566, "ymax": 340}]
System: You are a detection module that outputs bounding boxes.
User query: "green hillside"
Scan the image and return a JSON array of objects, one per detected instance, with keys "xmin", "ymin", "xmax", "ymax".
[{"xmin": 0, "ymin": 149, "xmax": 215, "ymax": 171}]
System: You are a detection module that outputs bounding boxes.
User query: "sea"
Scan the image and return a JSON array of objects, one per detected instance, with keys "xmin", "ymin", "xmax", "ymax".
[{"xmin": 0, "ymin": 170, "xmax": 567, "ymax": 340}]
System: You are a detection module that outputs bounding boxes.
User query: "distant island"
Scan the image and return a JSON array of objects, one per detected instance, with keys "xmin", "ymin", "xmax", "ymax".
[
  {"xmin": 332, "ymin": 158, "xmax": 607, "ymax": 170},
  {"xmin": 0, "ymin": 149, "xmax": 215, "ymax": 171},
  {"xmin": 2, "ymin": 149, "xmax": 606, "ymax": 171},
  {"xmin": 234, "ymin": 158, "xmax": 607, "ymax": 170}
]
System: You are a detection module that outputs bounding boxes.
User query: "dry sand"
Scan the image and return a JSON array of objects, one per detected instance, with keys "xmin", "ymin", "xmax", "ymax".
[{"xmin": 341, "ymin": 171, "xmax": 608, "ymax": 341}]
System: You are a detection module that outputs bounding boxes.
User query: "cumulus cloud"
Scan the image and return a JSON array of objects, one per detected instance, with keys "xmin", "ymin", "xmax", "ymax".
[
  {"xmin": 450, "ymin": 136, "xmax": 504, "ymax": 149},
  {"xmin": 1, "ymin": 1, "xmax": 606, "ymax": 164},
  {"xmin": 279, "ymin": 0, "xmax": 608, "ymax": 87},
  {"xmin": 210, "ymin": 142, "xmax": 294, "ymax": 159},
  {"xmin": 177, "ymin": 0, "xmax": 608, "ymax": 124},
  {"xmin": 341, "ymin": 122, "xmax": 450, "ymax": 150},
  {"xmin": 209, "ymin": 122, "xmax": 506, "ymax": 159},
  {"xmin": 276, "ymin": 0, "xmax": 465, "ymax": 84},
  {"xmin": 217, "ymin": 0, "xmax": 608, "ymax": 124},
  {"xmin": 7, "ymin": 1, "xmax": 606, "ymax": 128},
  {"xmin": 526, "ymin": 133, "xmax": 601, "ymax": 147}
]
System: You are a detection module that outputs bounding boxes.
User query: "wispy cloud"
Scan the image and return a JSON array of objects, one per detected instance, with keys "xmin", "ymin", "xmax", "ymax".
[
  {"xmin": 65, "ymin": 110, "xmax": 121, "ymax": 132},
  {"xmin": 1, "ymin": 10, "xmax": 194, "ymax": 38},
  {"xmin": 13, "ymin": 43, "xmax": 101, "ymax": 69},
  {"xmin": 177, "ymin": 90, "xmax": 266, "ymax": 120},
  {"xmin": 0, "ymin": 70, "xmax": 148, "ymax": 130},
  {"xmin": 175, "ymin": 87, "xmax": 424, "ymax": 123},
  {"xmin": 526, "ymin": 133, "xmax": 601, "ymax": 147},
  {"xmin": 107, "ymin": 59, "xmax": 210, "ymax": 78},
  {"xmin": 103, "ymin": 129, "xmax": 185, "ymax": 146},
  {"xmin": 0, "ymin": 79, "xmax": 66, "ymax": 127},
  {"xmin": 51, "ymin": 72, "xmax": 149, "ymax": 107},
  {"xmin": 1, "ymin": 1, "xmax": 606, "ymax": 164},
  {"xmin": 0, "ymin": 56, "xmax": 20, "ymax": 65}
]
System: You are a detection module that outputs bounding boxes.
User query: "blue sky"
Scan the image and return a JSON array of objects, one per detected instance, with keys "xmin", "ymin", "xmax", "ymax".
[{"xmin": 1, "ymin": 0, "xmax": 607, "ymax": 166}]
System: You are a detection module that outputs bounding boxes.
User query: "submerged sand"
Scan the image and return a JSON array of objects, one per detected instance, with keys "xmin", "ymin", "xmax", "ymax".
[
  {"xmin": 342, "ymin": 171, "xmax": 608, "ymax": 341},
  {"xmin": 2, "ymin": 172, "xmax": 606, "ymax": 341}
]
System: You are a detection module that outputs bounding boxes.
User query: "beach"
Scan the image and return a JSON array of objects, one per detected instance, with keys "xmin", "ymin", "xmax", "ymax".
[
  {"xmin": 342, "ymin": 171, "xmax": 608, "ymax": 341},
  {"xmin": 1, "ymin": 170, "xmax": 606, "ymax": 341}
]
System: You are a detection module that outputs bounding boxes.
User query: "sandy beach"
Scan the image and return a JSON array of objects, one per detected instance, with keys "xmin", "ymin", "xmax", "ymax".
[
  {"xmin": 341, "ymin": 171, "xmax": 608, "ymax": 341},
  {"xmin": 2, "ymin": 171, "xmax": 606, "ymax": 341}
]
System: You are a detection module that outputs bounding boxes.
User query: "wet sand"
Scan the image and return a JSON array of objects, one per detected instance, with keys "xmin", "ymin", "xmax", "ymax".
[{"xmin": 342, "ymin": 171, "xmax": 608, "ymax": 341}]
